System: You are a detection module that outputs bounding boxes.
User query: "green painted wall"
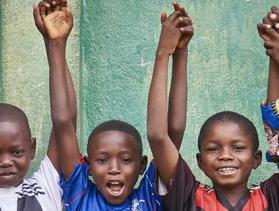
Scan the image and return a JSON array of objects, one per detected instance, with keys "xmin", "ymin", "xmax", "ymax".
[
  {"xmin": 80, "ymin": 0, "xmax": 279, "ymax": 185},
  {"xmin": 1, "ymin": 0, "xmax": 80, "ymax": 174},
  {"xmin": 1, "ymin": 0, "xmax": 279, "ymax": 186}
]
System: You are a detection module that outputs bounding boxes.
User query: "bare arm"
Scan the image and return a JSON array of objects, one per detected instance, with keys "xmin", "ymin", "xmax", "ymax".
[
  {"xmin": 168, "ymin": 3, "xmax": 193, "ymax": 150},
  {"xmin": 33, "ymin": 1, "xmax": 77, "ymax": 172},
  {"xmin": 42, "ymin": 7, "xmax": 80, "ymax": 178},
  {"xmin": 147, "ymin": 9, "xmax": 193, "ymax": 186}
]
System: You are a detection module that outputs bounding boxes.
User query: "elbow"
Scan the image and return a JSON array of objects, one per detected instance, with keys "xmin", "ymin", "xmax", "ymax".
[
  {"xmin": 168, "ymin": 121, "xmax": 185, "ymax": 138},
  {"xmin": 147, "ymin": 125, "xmax": 168, "ymax": 144},
  {"xmin": 51, "ymin": 113, "xmax": 72, "ymax": 127}
]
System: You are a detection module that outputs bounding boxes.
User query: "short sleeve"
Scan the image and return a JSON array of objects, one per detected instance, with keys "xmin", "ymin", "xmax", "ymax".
[
  {"xmin": 162, "ymin": 155, "xmax": 197, "ymax": 211},
  {"xmin": 30, "ymin": 155, "xmax": 63, "ymax": 210},
  {"xmin": 135, "ymin": 162, "xmax": 162, "ymax": 209},
  {"xmin": 261, "ymin": 100, "xmax": 279, "ymax": 162},
  {"xmin": 59, "ymin": 157, "xmax": 90, "ymax": 209}
]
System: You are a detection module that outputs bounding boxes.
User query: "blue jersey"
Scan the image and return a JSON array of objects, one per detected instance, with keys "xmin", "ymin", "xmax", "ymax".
[
  {"xmin": 261, "ymin": 100, "xmax": 279, "ymax": 162},
  {"xmin": 60, "ymin": 158, "xmax": 162, "ymax": 211}
]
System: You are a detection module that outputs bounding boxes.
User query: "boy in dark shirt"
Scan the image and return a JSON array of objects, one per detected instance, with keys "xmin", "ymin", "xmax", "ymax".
[{"xmin": 148, "ymin": 6, "xmax": 279, "ymax": 211}]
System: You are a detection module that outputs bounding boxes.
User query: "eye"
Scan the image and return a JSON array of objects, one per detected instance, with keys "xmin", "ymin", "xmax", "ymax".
[
  {"xmin": 121, "ymin": 157, "xmax": 132, "ymax": 164},
  {"xmin": 206, "ymin": 146, "xmax": 219, "ymax": 152},
  {"xmin": 233, "ymin": 146, "xmax": 245, "ymax": 152},
  {"xmin": 96, "ymin": 158, "xmax": 108, "ymax": 164},
  {"xmin": 12, "ymin": 149, "xmax": 24, "ymax": 158}
]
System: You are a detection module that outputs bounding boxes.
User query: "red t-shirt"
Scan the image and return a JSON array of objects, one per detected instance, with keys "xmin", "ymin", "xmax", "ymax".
[{"xmin": 162, "ymin": 155, "xmax": 279, "ymax": 211}]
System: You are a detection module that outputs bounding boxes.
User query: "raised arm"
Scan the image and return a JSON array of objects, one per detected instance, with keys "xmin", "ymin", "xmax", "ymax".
[
  {"xmin": 168, "ymin": 3, "xmax": 193, "ymax": 150},
  {"xmin": 147, "ymin": 7, "xmax": 193, "ymax": 185},
  {"xmin": 33, "ymin": 0, "xmax": 77, "ymax": 172},
  {"xmin": 257, "ymin": 7, "xmax": 279, "ymax": 162},
  {"xmin": 40, "ymin": 4, "xmax": 80, "ymax": 178}
]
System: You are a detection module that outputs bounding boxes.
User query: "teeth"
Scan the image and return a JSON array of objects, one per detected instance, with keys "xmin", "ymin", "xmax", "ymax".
[
  {"xmin": 218, "ymin": 167, "xmax": 236, "ymax": 173},
  {"xmin": 110, "ymin": 181, "xmax": 120, "ymax": 185}
]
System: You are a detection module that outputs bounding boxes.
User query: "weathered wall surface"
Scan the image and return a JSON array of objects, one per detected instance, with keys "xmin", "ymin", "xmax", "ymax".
[
  {"xmin": 1, "ymin": 0, "xmax": 80, "ymax": 174},
  {"xmin": 1, "ymin": 0, "xmax": 279, "ymax": 185}
]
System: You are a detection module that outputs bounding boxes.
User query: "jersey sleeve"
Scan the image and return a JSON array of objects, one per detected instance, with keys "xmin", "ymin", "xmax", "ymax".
[
  {"xmin": 31, "ymin": 155, "xmax": 63, "ymax": 210},
  {"xmin": 59, "ymin": 157, "xmax": 90, "ymax": 209},
  {"xmin": 261, "ymin": 100, "xmax": 279, "ymax": 163},
  {"xmin": 161, "ymin": 154, "xmax": 197, "ymax": 211},
  {"xmin": 135, "ymin": 162, "xmax": 162, "ymax": 209}
]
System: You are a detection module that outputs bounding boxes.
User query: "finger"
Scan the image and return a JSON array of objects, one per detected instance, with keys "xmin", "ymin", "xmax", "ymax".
[
  {"xmin": 266, "ymin": 48, "xmax": 272, "ymax": 56},
  {"xmin": 180, "ymin": 25, "xmax": 194, "ymax": 35},
  {"xmin": 41, "ymin": 0, "xmax": 51, "ymax": 8},
  {"xmin": 60, "ymin": 0, "xmax": 68, "ymax": 11},
  {"xmin": 173, "ymin": 1, "xmax": 179, "ymax": 11},
  {"xmin": 175, "ymin": 16, "xmax": 192, "ymax": 27},
  {"xmin": 271, "ymin": 6, "xmax": 279, "ymax": 15},
  {"xmin": 263, "ymin": 16, "xmax": 273, "ymax": 25},
  {"xmin": 38, "ymin": 2, "xmax": 47, "ymax": 18},
  {"xmin": 177, "ymin": 17, "xmax": 193, "ymax": 26},
  {"xmin": 178, "ymin": 5, "xmax": 189, "ymax": 17},
  {"xmin": 169, "ymin": 10, "xmax": 181, "ymax": 22},
  {"xmin": 264, "ymin": 41, "xmax": 273, "ymax": 49},
  {"xmin": 160, "ymin": 12, "xmax": 167, "ymax": 24},
  {"xmin": 265, "ymin": 28, "xmax": 279, "ymax": 39}
]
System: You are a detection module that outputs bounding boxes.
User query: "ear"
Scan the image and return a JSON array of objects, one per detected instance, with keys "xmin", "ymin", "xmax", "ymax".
[
  {"xmin": 30, "ymin": 137, "xmax": 36, "ymax": 160},
  {"xmin": 196, "ymin": 153, "xmax": 202, "ymax": 170},
  {"xmin": 252, "ymin": 149, "xmax": 262, "ymax": 169},
  {"xmin": 139, "ymin": 155, "xmax": 148, "ymax": 175}
]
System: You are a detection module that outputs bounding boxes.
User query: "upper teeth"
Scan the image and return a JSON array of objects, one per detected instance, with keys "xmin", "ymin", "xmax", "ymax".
[
  {"xmin": 218, "ymin": 167, "xmax": 236, "ymax": 173},
  {"xmin": 110, "ymin": 181, "xmax": 120, "ymax": 185}
]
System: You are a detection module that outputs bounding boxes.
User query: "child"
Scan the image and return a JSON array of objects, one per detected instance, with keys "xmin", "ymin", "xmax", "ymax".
[
  {"xmin": 43, "ymin": 1, "xmax": 192, "ymax": 210},
  {"xmin": 147, "ymin": 6, "xmax": 279, "ymax": 211},
  {"xmin": 0, "ymin": 1, "xmax": 73, "ymax": 210}
]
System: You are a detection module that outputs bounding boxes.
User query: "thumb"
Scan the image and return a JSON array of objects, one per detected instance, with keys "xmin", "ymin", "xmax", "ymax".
[{"xmin": 160, "ymin": 12, "xmax": 167, "ymax": 24}]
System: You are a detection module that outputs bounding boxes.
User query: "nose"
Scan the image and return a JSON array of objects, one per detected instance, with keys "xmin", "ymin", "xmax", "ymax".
[
  {"xmin": 108, "ymin": 159, "xmax": 120, "ymax": 175},
  {"xmin": 218, "ymin": 148, "xmax": 234, "ymax": 161},
  {"xmin": 0, "ymin": 154, "xmax": 13, "ymax": 168}
]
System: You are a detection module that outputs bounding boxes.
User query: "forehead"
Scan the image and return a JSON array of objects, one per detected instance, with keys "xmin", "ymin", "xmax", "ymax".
[
  {"xmin": 0, "ymin": 122, "xmax": 30, "ymax": 145},
  {"xmin": 88, "ymin": 130, "xmax": 139, "ymax": 153},
  {"xmin": 202, "ymin": 121, "xmax": 252, "ymax": 146}
]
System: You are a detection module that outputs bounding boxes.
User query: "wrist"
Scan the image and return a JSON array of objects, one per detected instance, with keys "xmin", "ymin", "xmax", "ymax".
[
  {"xmin": 48, "ymin": 39, "xmax": 67, "ymax": 49},
  {"xmin": 156, "ymin": 48, "xmax": 170, "ymax": 60}
]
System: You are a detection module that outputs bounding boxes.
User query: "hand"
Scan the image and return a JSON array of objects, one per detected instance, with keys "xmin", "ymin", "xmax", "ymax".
[
  {"xmin": 33, "ymin": 0, "xmax": 68, "ymax": 39},
  {"xmin": 42, "ymin": 8, "xmax": 73, "ymax": 40},
  {"xmin": 158, "ymin": 10, "xmax": 189, "ymax": 55},
  {"xmin": 268, "ymin": 6, "xmax": 279, "ymax": 31},
  {"xmin": 262, "ymin": 28, "xmax": 279, "ymax": 64},
  {"xmin": 173, "ymin": 2, "xmax": 194, "ymax": 49}
]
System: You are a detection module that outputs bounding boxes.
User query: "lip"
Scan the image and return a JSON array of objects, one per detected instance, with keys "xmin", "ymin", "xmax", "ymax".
[{"xmin": 106, "ymin": 180, "xmax": 125, "ymax": 197}]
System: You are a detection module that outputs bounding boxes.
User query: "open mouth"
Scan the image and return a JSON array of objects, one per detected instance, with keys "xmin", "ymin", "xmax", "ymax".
[
  {"xmin": 217, "ymin": 167, "xmax": 238, "ymax": 175},
  {"xmin": 106, "ymin": 181, "xmax": 124, "ymax": 197}
]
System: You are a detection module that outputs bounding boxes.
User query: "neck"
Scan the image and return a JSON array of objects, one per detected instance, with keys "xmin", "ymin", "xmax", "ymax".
[{"xmin": 213, "ymin": 183, "xmax": 248, "ymax": 207}]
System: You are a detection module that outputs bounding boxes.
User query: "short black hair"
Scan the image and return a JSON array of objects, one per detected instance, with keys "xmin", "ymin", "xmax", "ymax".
[
  {"xmin": 0, "ymin": 103, "xmax": 31, "ymax": 138},
  {"xmin": 88, "ymin": 120, "xmax": 143, "ymax": 155},
  {"xmin": 198, "ymin": 111, "xmax": 259, "ymax": 151}
]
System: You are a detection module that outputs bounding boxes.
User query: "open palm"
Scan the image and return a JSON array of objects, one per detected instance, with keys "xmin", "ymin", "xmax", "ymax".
[{"xmin": 43, "ymin": 10, "xmax": 73, "ymax": 40}]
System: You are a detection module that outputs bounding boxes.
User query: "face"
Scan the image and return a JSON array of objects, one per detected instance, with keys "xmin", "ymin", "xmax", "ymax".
[
  {"xmin": 87, "ymin": 130, "xmax": 147, "ymax": 205},
  {"xmin": 0, "ymin": 122, "xmax": 35, "ymax": 188},
  {"xmin": 197, "ymin": 121, "xmax": 261, "ymax": 191}
]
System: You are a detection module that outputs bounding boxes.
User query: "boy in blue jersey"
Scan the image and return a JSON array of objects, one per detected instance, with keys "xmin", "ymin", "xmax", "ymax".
[{"xmin": 39, "ymin": 0, "xmax": 193, "ymax": 210}]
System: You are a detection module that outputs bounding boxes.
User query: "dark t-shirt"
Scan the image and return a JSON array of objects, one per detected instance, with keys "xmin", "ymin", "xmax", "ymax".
[
  {"xmin": 162, "ymin": 155, "xmax": 279, "ymax": 211},
  {"xmin": 162, "ymin": 102, "xmax": 279, "ymax": 211}
]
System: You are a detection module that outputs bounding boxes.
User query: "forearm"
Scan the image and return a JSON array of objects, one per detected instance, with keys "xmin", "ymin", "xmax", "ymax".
[
  {"xmin": 168, "ymin": 48, "xmax": 187, "ymax": 150},
  {"xmin": 267, "ymin": 57, "xmax": 279, "ymax": 103},
  {"xmin": 147, "ymin": 51, "xmax": 169, "ymax": 141},
  {"xmin": 48, "ymin": 40, "xmax": 71, "ymax": 123},
  {"xmin": 45, "ymin": 39, "xmax": 77, "ymax": 125}
]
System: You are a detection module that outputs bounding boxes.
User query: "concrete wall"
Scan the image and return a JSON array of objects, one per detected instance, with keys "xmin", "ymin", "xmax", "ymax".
[{"xmin": 1, "ymin": 0, "xmax": 279, "ymax": 184}]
